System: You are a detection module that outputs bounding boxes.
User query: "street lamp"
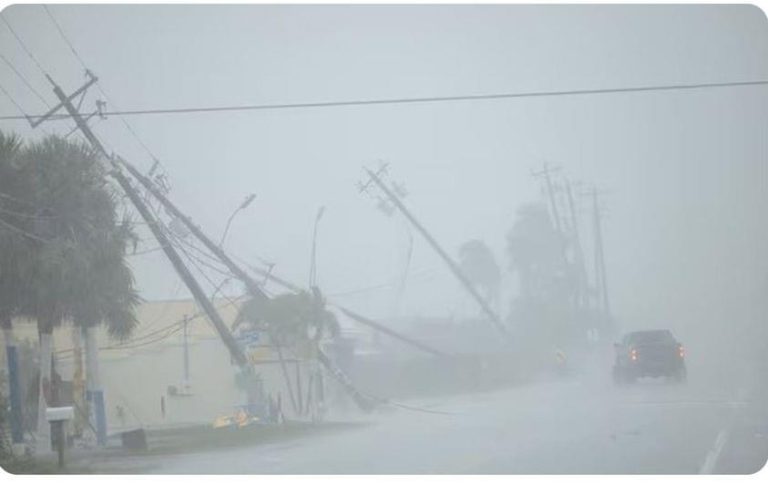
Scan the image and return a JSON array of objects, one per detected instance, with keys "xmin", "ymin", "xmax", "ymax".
[
  {"xmin": 307, "ymin": 205, "xmax": 325, "ymax": 422},
  {"xmin": 220, "ymin": 193, "xmax": 256, "ymax": 248},
  {"xmin": 309, "ymin": 206, "xmax": 325, "ymax": 288}
]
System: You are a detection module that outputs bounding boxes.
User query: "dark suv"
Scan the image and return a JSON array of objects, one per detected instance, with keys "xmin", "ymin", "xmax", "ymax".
[{"xmin": 612, "ymin": 329, "xmax": 686, "ymax": 384}]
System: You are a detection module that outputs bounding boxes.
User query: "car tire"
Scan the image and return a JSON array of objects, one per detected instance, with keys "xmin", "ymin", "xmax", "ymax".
[
  {"xmin": 612, "ymin": 366, "xmax": 623, "ymax": 386},
  {"xmin": 673, "ymin": 367, "xmax": 687, "ymax": 384}
]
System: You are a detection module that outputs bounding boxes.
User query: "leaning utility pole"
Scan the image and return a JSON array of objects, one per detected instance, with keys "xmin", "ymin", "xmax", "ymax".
[
  {"xmin": 127, "ymin": 159, "xmax": 453, "ymax": 410},
  {"xmin": 360, "ymin": 166, "xmax": 509, "ymax": 338},
  {"xmin": 40, "ymin": 73, "xmax": 250, "ymax": 370},
  {"xmin": 120, "ymin": 148, "xmax": 381, "ymax": 411},
  {"xmin": 31, "ymin": 75, "xmax": 265, "ymax": 437}
]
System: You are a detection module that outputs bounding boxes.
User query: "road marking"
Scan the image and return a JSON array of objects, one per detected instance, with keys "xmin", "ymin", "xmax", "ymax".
[
  {"xmin": 700, "ymin": 426, "xmax": 732, "ymax": 474},
  {"xmin": 699, "ymin": 387, "xmax": 750, "ymax": 474}
]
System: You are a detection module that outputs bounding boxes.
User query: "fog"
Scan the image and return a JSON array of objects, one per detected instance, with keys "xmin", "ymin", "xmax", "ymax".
[{"xmin": 0, "ymin": 3, "xmax": 766, "ymax": 475}]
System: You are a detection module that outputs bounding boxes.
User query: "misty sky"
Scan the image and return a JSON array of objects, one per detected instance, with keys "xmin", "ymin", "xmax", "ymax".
[{"xmin": 1, "ymin": 4, "xmax": 766, "ymax": 346}]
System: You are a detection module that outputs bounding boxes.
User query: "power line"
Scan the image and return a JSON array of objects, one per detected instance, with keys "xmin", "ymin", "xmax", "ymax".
[
  {"xmin": 41, "ymin": 5, "xmax": 87, "ymax": 71},
  {"xmin": 169, "ymin": 230, "xmax": 237, "ymax": 278},
  {"xmin": 0, "ymin": 215, "xmax": 49, "ymax": 243},
  {"xmin": 0, "ymin": 12, "xmax": 48, "ymax": 76},
  {"xmin": 1, "ymin": 78, "xmax": 766, "ymax": 122},
  {"xmin": 0, "ymin": 204, "xmax": 55, "ymax": 221},
  {"xmin": 0, "ymin": 191, "xmax": 35, "ymax": 207},
  {"xmin": 55, "ymin": 294, "xmax": 248, "ymax": 355},
  {"xmin": 0, "ymin": 80, "xmax": 29, "ymax": 118},
  {"xmin": 0, "ymin": 52, "xmax": 51, "ymax": 108}
]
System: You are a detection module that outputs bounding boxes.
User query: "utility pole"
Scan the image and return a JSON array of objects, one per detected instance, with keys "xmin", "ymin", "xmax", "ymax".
[
  {"xmin": 43, "ymin": 74, "xmax": 250, "ymax": 369},
  {"xmin": 124, "ymin": 165, "xmax": 395, "ymax": 413},
  {"xmin": 29, "ymin": 74, "xmax": 264, "ymax": 430},
  {"xmin": 182, "ymin": 315, "xmax": 190, "ymax": 393},
  {"xmin": 309, "ymin": 206, "xmax": 325, "ymax": 288},
  {"xmin": 124, "ymin": 159, "xmax": 382, "ymax": 413},
  {"xmin": 531, "ymin": 163, "xmax": 571, "ymax": 275},
  {"xmin": 531, "ymin": 163, "xmax": 563, "ymax": 234},
  {"xmin": 565, "ymin": 179, "xmax": 589, "ymax": 309},
  {"xmin": 36, "ymin": 75, "xmax": 449, "ymax": 414},
  {"xmin": 360, "ymin": 166, "xmax": 509, "ymax": 339},
  {"xmin": 588, "ymin": 187, "xmax": 611, "ymax": 318}
]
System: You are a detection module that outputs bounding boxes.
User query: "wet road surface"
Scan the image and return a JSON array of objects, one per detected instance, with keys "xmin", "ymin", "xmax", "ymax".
[{"xmin": 101, "ymin": 356, "xmax": 766, "ymax": 474}]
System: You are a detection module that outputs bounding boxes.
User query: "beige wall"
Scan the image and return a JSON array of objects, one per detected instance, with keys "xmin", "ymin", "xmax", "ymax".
[{"xmin": 0, "ymin": 298, "xmax": 319, "ymax": 432}]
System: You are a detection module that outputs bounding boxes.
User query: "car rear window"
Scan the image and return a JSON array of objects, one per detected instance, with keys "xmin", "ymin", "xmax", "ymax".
[{"xmin": 627, "ymin": 330, "xmax": 675, "ymax": 344}]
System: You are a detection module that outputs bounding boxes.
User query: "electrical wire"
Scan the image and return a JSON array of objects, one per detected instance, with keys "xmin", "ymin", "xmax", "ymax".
[
  {"xmin": 176, "ymin": 239, "xmax": 241, "ymax": 306},
  {"xmin": 0, "ymin": 52, "xmax": 51, "ymax": 108},
  {"xmin": 0, "ymin": 12, "xmax": 48, "ymax": 76},
  {"xmin": 41, "ymin": 5, "xmax": 87, "ymax": 71},
  {"xmin": 55, "ymin": 294, "xmax": 248, "ymax": 356},
  {"xmin": 0, "ymin": 190, "xmax": 36, "ymax": 208},
  {"xmin": 0, "ymin": 214, "xmax": 49, "ymax": 243},
  {"xmin": 0, "ymin": 80, "xmax": 29, "ymax": 118},
  {"xmin": 1, "ymin": 79, "xmax": 766, "ymax": 122},
  {"xmin": 172, "ymin": 234, "xmax": 236, "ymax": 279},
  {"xmin": 0, "ymin": 204, "xmax": 54, "ymax": 221}
]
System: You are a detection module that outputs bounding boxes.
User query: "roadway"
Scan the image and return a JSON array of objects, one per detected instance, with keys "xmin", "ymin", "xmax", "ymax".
[{"xmin": 108, "ymin": 351, "xmax": 766, "ymax": 474}]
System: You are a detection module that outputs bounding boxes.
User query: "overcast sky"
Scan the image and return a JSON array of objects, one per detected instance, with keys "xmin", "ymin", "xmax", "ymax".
[{"xmin": 1, "ymin": 4, "xmax": 766, "ymax": 344}]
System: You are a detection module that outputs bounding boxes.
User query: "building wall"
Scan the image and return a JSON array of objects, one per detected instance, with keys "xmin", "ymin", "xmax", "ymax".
[{"xmin": 0, "ymin": 298, "xmax": 319, "ymax": 434}]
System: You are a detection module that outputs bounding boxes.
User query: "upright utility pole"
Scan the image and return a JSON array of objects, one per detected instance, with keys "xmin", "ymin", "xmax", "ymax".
[
  {"xmin": 565, "ymin": 179, "xmax": 589, "ymax": 309},
  {"xmin": 182, "ymin": 315, "xmax": 190, "ymax": 392},
  {"xmin": 590, "ymin": 187, "xmax": 611, "ymax": 317},
  {"xmin": 531, "ymin": 163, "xmax": 563, "ymax": 234},
  {"xmin": 361, "ymin": 167, "xmax": 509, "ymax": 338}
]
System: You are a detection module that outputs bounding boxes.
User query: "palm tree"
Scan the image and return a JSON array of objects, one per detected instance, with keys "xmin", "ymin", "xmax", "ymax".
[
  {"xmin": 16, "ymin": 135, "xmax": 138, "ymax": 450},
  {"xmin": 458, "ymin": 239, "xmax": 501, "ymax": 310},
  {"xmin": 234, "ymin": 288, "xmax": 340, "ymax": 348},
  {"xmin": 506, "ymin": 202, "xmax": 578, "ymax": 354},
  {"xmin": 232, "ymin": 287, "xmax": 340, "ymax": 417},
  {"xmin": 506, "ymin": 203, "xmax": 567, "ymax": 300},
  {"xmin": 70, "ymin": 215, "xmax": 140, "ymax": 444}
]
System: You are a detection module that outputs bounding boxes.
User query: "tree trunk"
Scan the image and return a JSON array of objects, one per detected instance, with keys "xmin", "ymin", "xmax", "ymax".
[
  {"xmin": 71, "ymin": 325, "xmax": 86, "ymax": 438},
  {"xmin": 36, "ymin": 329, "xmax": 53, "ymax": 453},
  {"xmin": 84, "ymin": 326, "xmax": 106, "ymax": 445},
  {"xmin": 2, "ymin": 317, "xmax": 24, "ymax": 444}
]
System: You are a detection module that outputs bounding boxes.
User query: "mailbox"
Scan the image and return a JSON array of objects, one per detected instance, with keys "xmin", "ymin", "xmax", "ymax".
[{"xmin": 45, "ymin": 406, "xmax": 74, "ymax": 422}]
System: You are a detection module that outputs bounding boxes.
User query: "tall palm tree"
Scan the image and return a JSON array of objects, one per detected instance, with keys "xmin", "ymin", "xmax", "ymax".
[
  {"xmin": 70, "ymin": 215, "xmax": 140, "ymax": 444},
  {"xmin": 506, "ymin": 202, "xmax": 577, "ymax": 354},
  {"xmin": 458, "ymin": 239, "xmax": 501, "ymax": 311},
  {"xmin": 17, "ymin": 135, "xmax": 138, "ymax": 450},
  {"xmin": 506, "ymin": 203, "xmax": 567, "ymax": 300}
]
